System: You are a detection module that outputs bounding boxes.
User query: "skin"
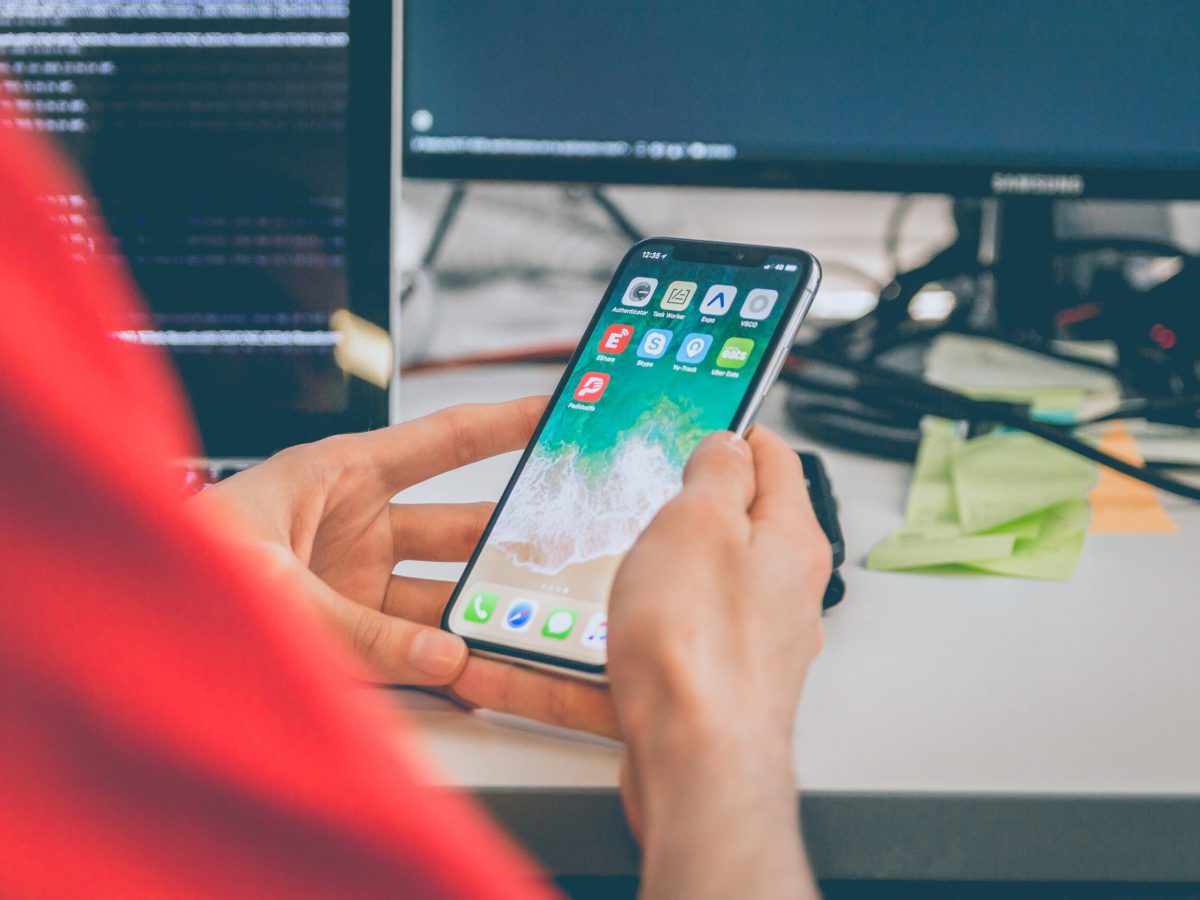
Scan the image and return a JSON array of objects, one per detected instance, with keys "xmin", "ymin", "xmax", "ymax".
[{"xmin": 194, "ymin": 397, "xmax": 829, "ymax": 898}]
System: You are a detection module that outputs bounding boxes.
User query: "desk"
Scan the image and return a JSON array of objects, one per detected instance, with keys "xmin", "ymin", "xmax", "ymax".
[{"xmin": 392, "ymin": 362, "xmax": 1200, "ymax": 886}]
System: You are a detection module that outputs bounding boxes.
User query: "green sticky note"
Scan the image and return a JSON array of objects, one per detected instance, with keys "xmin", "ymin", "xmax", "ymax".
[
  {"xmin": 902, "ymin": 418, "xmax": 962, "ymax": 533},
  {"xmin": 951, "ymin": 432, "xmax": 1097, "ymax": 533},
  {"xmin": 867, "ymin": 532, "xmax": 1017, "ymax": 571},
  {"xmin": 964, "ymin": 500, "xmax": 1090, "ymax": 581},
  {"xmin": 980, "ymin": 507, "xmax": 1048, "ymax": 541}
]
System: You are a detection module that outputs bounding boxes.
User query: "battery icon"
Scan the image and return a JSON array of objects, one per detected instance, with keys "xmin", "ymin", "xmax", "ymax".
[{"xmin": 784, "ymin": 264, "xmax": 797, "ymax": 271}]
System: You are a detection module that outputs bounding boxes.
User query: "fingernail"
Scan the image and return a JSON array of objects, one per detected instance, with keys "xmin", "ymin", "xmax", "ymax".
[
  {"xmin": 706, "ymin": 431, "xmax": 752, "ymax": 462},
  {"xmin": 408, "ymin": 630, "xmax": 465, "ymax": 677}
]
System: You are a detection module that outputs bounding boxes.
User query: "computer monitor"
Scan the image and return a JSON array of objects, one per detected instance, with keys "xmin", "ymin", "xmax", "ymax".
[
  {"xmin": 1, "ymin": 1, "xmax": 393, "ymax": 459},
  {"xmin": 402, "ymin": 0, "xmax": 1199, "ymax": 199}
]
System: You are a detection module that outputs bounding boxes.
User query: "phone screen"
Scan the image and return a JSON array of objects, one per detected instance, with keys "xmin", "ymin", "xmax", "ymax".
[{"xmin": 444, "ymin": 240, "xmax": 817, "ymax": 673}]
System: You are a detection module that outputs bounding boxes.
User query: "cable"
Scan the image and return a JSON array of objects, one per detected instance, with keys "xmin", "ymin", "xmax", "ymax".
[
  {"xmin": 588, "ymin": 186, "xmax": 645, "ymax": 244},
  {"xmin": 882, "ymin": 194, "xmax": 917, "ymax": 276},
  {"xmin": 786, "ymin": 347, "xmax": 1200, "ymax": 501},
  {"xmin": 400, "ymin": 182, "xmax": 468, "ymax": 305}
]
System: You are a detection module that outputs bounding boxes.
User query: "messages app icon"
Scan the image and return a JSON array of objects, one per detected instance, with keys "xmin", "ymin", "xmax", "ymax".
[{"xmin": 464, "ymin": 590, "xmax": 497, "ymax": 624}]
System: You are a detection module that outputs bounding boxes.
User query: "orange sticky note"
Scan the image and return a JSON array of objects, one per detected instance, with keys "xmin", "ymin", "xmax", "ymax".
[{"xmin": 1088, "ymin": 421, "xmax": 1177, "ymax": 534}]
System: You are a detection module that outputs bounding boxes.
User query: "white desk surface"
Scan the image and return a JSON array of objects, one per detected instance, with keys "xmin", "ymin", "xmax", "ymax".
[{"xmin": 392, "ymin": 364, "xmax": 1200, "ymax": 882}]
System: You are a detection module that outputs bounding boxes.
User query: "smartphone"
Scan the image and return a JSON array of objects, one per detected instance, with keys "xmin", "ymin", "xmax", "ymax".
[{"xmin": 442, "ymin": 238, "xmax": 821, "ymax": 680}]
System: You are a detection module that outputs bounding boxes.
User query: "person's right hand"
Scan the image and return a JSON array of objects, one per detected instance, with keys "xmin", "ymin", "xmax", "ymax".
[{"xmin": 606, "ymin": 427, "xmax": 830, "ymax": 899}]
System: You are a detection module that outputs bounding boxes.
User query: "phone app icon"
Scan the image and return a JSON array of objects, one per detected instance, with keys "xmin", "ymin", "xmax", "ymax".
[
  {"xmin": 463, "ymin": 590, "xmax": 497, "ymax": 624},
  {"xmin": 740, "ymin": 288, "xmax": 778, "ymax": 320},
  {"xmin": 542, "ymin": 607, "xmax": 577, "ymax": 640},
  {"xmin": 573, "ymin": 371, "xmax": 610, "ymax": 402},
  {"xmin": 580, "ymin": 613, "xmax": 607, "ymax": 650},
  {"xmin": 660, "ymin": 280, "xmax": 697, "ymax": 311},
  {"xmin": 598, "ymin": 324, "xmax": 634, "ymax": 355},
  {"xmin": 502, "ymin": 598, "xmax": 538, "ymax": 632},
  {"xmin": 637, "ymin": 328, "xmax": 673, "ymax": 359},
  {"xmin": 699, "ymin": 284, "xmax": 737, "ymax": 316},
  {"xmin": 675, "ymin": 332, "xmax": 713, "ymax": 364},
  {"xmin": 717, "ymin": 337, "xmax": 755, "ymax": 369},
  {"xmin": 621, "ymin": 277, "xmax": 658, "ymax": 307}
]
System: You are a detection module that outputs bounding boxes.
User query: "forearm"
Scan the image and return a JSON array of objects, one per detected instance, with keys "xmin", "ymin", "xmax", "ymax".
[{"xmin": 631, "ymin": 725, "xmax": 819, "ymax": 900}]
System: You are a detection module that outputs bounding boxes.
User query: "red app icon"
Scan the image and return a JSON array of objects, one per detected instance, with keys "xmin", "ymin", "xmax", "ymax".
[
  {"xmin": 598, "ymin": 323, "xmax": 634, "ymax": 355},
  {"xmin": 573, "ymin": 371, "xmax": 610, "ymax": 403}
]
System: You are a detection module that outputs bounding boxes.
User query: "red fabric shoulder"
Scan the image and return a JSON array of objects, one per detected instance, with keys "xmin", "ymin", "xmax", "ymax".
[{"xmin": 0, "ymin": 121, "xmax": 555, "ymax": 900}]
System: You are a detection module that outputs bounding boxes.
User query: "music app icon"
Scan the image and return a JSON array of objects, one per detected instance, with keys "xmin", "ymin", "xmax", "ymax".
[{"xmin": 572, "ymin": 371, "xmax": 610, "ymax": 403}]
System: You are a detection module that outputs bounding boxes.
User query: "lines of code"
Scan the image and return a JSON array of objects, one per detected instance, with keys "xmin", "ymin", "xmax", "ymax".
[{"xmin": 0, "ymin": 1, "xmax": 364, "ymax": 447}]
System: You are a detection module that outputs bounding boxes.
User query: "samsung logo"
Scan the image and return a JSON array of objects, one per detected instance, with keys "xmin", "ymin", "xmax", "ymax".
[{"xmin": 991, "ymin": 172, "xmax": 1085, "ymax": 196}]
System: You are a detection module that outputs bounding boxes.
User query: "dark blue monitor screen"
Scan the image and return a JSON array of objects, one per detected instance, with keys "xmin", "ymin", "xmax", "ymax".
[{"xmin": 403, "ymin": 0, "xmax": 1200, "ymax": 198}]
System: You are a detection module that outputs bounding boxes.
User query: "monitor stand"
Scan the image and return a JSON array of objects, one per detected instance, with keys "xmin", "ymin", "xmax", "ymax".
[{"xmin": 988, "ymin": 197, "xmax": 1064, "ymax": 339}]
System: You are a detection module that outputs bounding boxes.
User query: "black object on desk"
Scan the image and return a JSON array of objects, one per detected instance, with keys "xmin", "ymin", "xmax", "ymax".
[{"xmin": 798, "ymin": 451, "xmax": 846, "ymax": 611}]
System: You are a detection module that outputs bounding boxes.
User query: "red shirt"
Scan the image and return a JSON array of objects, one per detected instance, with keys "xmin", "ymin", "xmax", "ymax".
[{"xmin": 0, "ymin": 118, "xmax": 554, "ymax": 899}]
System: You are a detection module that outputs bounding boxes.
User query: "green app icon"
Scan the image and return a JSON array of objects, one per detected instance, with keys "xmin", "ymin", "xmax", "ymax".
[
  {"xmin": 541, "ymin": 607, "xmax": 577, "ymax": 639},
  {"xmin": 464, "ymin": 591, "xmax": 498, "ymax": 624},
  {"xmin": 717, "ymin": 337, "xmax": 755, "ymax": 369}
]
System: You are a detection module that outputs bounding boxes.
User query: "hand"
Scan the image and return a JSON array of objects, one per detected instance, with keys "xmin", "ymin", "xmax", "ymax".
[
  {"xmin": 188, "ymin": 398, "xmax": 525, "ymax": 681},
  {"xmin": 606, "ymin": 427, "xmax": 829, "ymax": 899},
  {"xmin": 192, "ymin": 396, "xmax": 619, "ymax": 735}
]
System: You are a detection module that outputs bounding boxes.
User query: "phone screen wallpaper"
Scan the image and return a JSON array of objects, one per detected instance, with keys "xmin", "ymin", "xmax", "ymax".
[{"xmin": 451, "ymin": 245, "xmax": 808, "ymax": 665}]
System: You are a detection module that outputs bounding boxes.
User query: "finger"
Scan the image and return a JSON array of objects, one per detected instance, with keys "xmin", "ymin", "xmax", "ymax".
[
  {"xmin": 680, "ymin": 430, "xmax": 756, "ymax": 512},
  {"xmin": 382, "ymin": 574, "xmax": 454, "ymax": 626},
  {"xmin": 450, "ymin": 656, "xmax": 620, "ymax": 740},
  {"xmin": 366, "ymin": 396, "xmax": 547, "ymax": 492},
  {"xmin": 389, "ymin": 501, "xmax": 493, "ymax": 562},
  {"xmin": 746, "ymin": 427, "xmax": 816, "ymax": 527},
  {"xmin": 248, "ymin": 541, "xmax": 468, "ymax": 685}
]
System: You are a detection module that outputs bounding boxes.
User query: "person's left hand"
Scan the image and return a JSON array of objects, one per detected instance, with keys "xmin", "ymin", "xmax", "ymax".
[{"xmin": 191, "ymin": 397, "xmax": 617, "ymax": 737}]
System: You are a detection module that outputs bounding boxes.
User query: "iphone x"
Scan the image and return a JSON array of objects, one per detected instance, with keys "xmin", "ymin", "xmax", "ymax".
[{"xmin": 442, "ymin": 238, "xmax": 821, "ymax": 679}]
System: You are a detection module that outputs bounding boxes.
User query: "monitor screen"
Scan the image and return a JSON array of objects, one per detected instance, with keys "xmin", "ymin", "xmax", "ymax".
[
  {"xmin": 402, "ymin": 0, "xmax": 1200, "ymax": 199},
  {"xmin": 1, "ymin": 1, "xmax": 393, "ymax": 458}
]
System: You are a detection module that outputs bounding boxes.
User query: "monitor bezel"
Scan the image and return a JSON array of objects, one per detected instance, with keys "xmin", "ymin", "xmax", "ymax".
[{"xmin": 401, "ymin": 150, "xmax": 1200, "ymax": 202}]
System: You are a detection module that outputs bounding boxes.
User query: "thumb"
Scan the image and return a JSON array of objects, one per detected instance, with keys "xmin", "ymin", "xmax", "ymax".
[
  {"xmin": 243, "ymin": 540, "xmax": 468, "ymax": 686},
  {"xmin": 681, "ymin": 430, "xmax": 756, "ymax": 511}
]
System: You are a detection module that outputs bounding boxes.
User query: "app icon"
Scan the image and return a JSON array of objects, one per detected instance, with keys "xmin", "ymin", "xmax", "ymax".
[
  {"xmin": 740, "ymin": 288, "xmax": 778, "ymax": 320},
  {"xmin": 573, "ymin": 371, "xmax": 610, "ymax": 403},
  {"xmin": 463, "ymin": 590, "xmax": 498, "ymax": 624},
  {"xmin": 542, "ymin": 607, "xmax": 577, "ymax": 640},
  {"xmin": 717, "ymin": 337, "xmax": 755, "ymax": 369},
  {"xmin": 637, "ymin": 328, "xmax": 673, "ymax": 359},
  {"xmin": 660, "ymin": 280, "xmax": 698, "ymax": 311},
  {"xmin": 598, "ymin": 324, "xmax": 633, "ymax": 355},
  {"xmin": 699, "ymin": 284, "xmax": 738, "ymax": 316},
  {"xmin": 580, "ymin": 613, "xmax": 607, "ymax": 650},
  {"xmin": 621, "ymin": 277, "xmax": 658, "ymax": 307},
  {"xmin": 675, "ymin": 332, "xmax": 713, "ymax": 364},
  {"xmin": 502, "ymin": 598, "xmax": 538, "ymax": 632}
]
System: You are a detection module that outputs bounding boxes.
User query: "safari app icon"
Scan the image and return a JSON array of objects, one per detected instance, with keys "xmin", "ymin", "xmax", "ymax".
[{"xmin": 502, "ymin": 598, "xmax": 538, "ymax": 632}]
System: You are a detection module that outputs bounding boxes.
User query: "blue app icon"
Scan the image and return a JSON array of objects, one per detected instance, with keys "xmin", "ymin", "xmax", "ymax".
[
  {"xmin": 637, "ymin": 328, "xmax": 673, "ymax": 359},
  {"xmin": 502, "ymin": 598, "xmax": 538, "ymax": 632},
  {"xmin": 675, "ymin": 332, "xmax": 713, "ymax": 364}
]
